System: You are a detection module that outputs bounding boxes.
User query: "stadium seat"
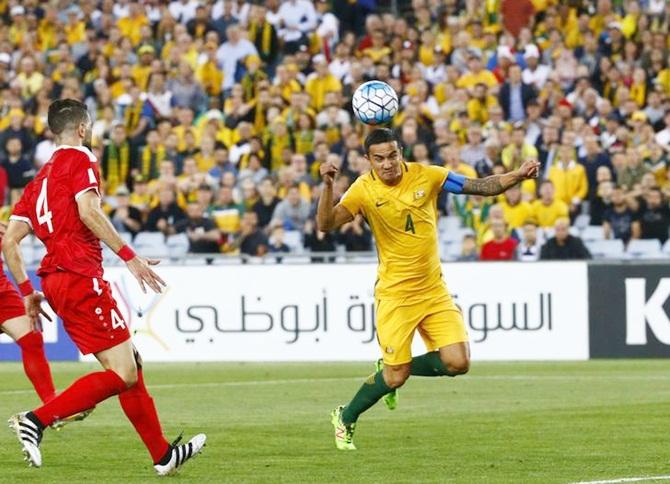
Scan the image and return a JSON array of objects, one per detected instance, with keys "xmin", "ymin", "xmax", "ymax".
[
  {"xmin": 120, "ymin": 232, "xmax": 133, "ymax": 245},
  {"xmin": 580, "ymin": 225, "xmax": 605, "ymax": 242},
  {"xmin": 569, "ymin": 226, "xmax": 581, "ymax": 237},
  {"xmin": 167, "ymin": 234, "xmax": 190, "ymax": 259},
  {"xmin": 134, "ymin": 232, "xmax": 169, "ymax": 259},
  {"xmin": 443, "ymin": 227, "xmax": 474, "ymax": 244},
  {"xmin": 586, "ymin": 239, "xmax": 624, "ymax": 259},
  {"xmin": 574, "ymin": 214, "xmax": 591, "ymax": 230},
  {"xmin": 285, "ymin": 256, "xmax": 311, "ymax": 264},
  {"xmin": 282, "ymin": 230, "xmax": 303, "ymax": 253},
  {"xmin": 543, "ymin": 228, "xmax": 555, "ymax": 240},
  {"xmin": 663, "ymin": 239, "xmax": 670, "ymax": 255},
  {"xmin": 134, "ymin": 231, "xmax": 165, "ymax": 247},
  {"xmin": 32, "ymin": 239, "xmax": 47, "ymax": 261},
  {"xmin": 16, "ymin": 235, "xmax": 34, "ymax": 266},
  {"xmin": 438, "ymin": 216, "xmax": 462, "ymax": 234},
  {"xmin": 626, "ymin": 239, "xmax": 663, "ymax": 259},
  {"xmin": 444, "ymin": 241, "xmax": 463, "ymax": 261}
]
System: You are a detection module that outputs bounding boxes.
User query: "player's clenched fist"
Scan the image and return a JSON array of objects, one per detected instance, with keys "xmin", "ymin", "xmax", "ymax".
[
  {"xmin": 320, "ymin": 161, "xmax": 339, "ymax": 185},
  {"xmin": 517, "ymin": 159, "xmax": 541, "ymax": 180}
]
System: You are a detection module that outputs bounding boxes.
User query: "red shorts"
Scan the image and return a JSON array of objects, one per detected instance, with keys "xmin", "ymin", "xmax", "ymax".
[
  {"xmin": 41, "ymin": 271, "xmax": 131, "ymax": 355},
  {"xmin": 0, "ymin": 272, "xmax": 25, "ymax": 324}
]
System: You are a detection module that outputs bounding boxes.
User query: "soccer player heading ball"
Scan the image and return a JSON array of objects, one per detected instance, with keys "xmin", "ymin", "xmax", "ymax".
[
  {"xmin": 2, "ymin": 99, "xmax": 206, "ymax": 475},
  {"xmin": 317, "ymin": 128, "xmax": 539, "ymax": 450}
]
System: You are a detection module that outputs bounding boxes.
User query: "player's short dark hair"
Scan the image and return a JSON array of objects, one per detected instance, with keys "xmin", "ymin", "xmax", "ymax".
[
  {"xmin": 364, "ymin": 128, "xmax": 400, "ymax": 155},
  {"xmin": 48, "ymin": 99, "xmax": 89, "ymax": 135}
]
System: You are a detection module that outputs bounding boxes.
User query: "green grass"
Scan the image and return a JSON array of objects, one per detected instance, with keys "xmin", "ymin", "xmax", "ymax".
[{"xmin": 0, "ymin": 361, "xmax": 669, "ymax": 483}]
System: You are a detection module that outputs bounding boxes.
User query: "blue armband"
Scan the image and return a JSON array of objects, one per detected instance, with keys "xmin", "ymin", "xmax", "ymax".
[{"xmin": 443, "ymin": 172, "xmax": 466, "ymax": 194}]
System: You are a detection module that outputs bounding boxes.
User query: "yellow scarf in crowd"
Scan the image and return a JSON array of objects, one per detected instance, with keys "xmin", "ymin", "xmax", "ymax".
[
  {"xmin": 141, "ymin": 145, "xmax": 166, "ymax": 180},
  {"xmin": 106, "ymin": 142, "xmax": 131, "ymax": 194},
  {"xmin": 249, "ymin": 21, "xmax": 272, "ymax": 56},
  {"xmin": 124, "ymin": 100, "xmax": 144, "ymax": 133}
]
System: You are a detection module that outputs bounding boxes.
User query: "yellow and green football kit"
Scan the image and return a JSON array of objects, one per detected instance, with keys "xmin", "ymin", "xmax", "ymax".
[{"xmin": 339, "ymin": 163, "xmax": 469, "ymax": 365}]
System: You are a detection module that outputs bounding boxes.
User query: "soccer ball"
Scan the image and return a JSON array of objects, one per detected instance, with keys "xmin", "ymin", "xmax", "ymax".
[{"xmin": 352, "ymin": 80, "xmax": 399, "ymax": 126}]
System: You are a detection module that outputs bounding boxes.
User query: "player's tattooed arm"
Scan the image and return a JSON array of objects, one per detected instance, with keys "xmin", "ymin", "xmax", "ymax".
[
  {"xmin": 462, "ymin": 176, "xmax": 505, "ymax": 196},
  {"xmin": 462, "ymin": 159, "xmax": 541, "ymax": 196}
]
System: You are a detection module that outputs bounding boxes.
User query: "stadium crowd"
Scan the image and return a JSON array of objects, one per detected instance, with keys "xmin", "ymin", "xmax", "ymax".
[{"xmin": 0, "ymin": 0, "xmax": 670, "ymax": 261}]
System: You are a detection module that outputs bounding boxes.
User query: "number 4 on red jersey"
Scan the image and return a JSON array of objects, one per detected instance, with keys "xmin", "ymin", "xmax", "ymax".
[{"xmin": 9, "ymin": 145, "xmax": 105, "ymax": 278}]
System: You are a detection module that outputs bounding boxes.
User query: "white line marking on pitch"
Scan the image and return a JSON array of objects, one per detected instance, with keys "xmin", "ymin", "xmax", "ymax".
[
  {"xmin": 570, "ymin": 476, "xmax": 670, "ymax": 484},
  {"xmin": 0, "ymin": 373, "xmax": 668, "ymax": 396}
]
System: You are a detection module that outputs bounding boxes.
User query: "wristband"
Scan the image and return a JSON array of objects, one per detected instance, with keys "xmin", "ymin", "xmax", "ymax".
[
  {"xmin": 117, "ymin": 245, "xmax": 136, "ymax": 262},
  {"xmin": 18, "ymin": 279, "xmax": 34, "ymax": 297}
]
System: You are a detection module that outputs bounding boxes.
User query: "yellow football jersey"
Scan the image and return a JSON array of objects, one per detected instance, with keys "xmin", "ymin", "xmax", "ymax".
[{"xmin": 339, "ymin": 163, "xmax": 450, "ymax": 300}]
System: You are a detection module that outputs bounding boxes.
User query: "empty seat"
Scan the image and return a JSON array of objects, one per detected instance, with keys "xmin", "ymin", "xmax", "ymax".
[
  {"xmin": 574, "ymin": 214, "xmax": 591, "ymax": 230},
  {"xmin": 285, "ymin": 256, "xmax": 311, "ymax": 264},
  {"xmin": 282, "ymin": 230, "xmax": 303, "ymax": 252},
  {"xmin": 663, "ymin": 239, "xmax": 670, "ymax": 254},
  {"xmin": 166, "ymin": 233, "xmax": 190, "ymax": 259},
  {"xmin": 626, "ymin": 239, "xmax": 663, "ymax": 259},
  {"xmin": 444, "ymin": 241, "xmax": 463, "ymax": 261},
  {"xmin": 586, "ymin": 239, "xmax": 625, "ymax": 259},
  {"xmin": 99, "ymin": 239, "xmax": 127, "ymax": 265},
  {"xmin": 32, "ymin": 239, "xmax": 47, "ymax": 261},
  {"xmin": 134, "ymin": 231, "xmax": 169, "ymax": 259},
  {"xmin": 438, "ymin": 216, "xmax": 462, "ymax": 234},
  {"xmin": 581, "ymin": 225, "xmax": 604, "ymax": 242},
  {"xmin": 443, "ymin": 227, "xmax": 475, "ymax": 244},
  {"xmin": 134, "ymin": 232, "xmax": 166, "ymax": 247}
]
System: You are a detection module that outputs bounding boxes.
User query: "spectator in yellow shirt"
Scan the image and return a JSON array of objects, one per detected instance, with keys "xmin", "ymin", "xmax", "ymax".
[
  {"xmin": 37, "ymin": 6, "xmax": 59, "ymax": 51},
  {"xmin": 361, "ymin": 30, "xmax": 392, "ymax": 63},
  {"xmin": 305, "ymin": 54, "xmax": 342, "ymax": 111},
  {"xmin": 117, "ymin": 3, "xmax": 149, "ymax": 46},
  {"xmin": 64, "ymin": 8, "xmax": 87, "ymax": 45},
  {"xmin": 275, "ymin": 63, "xmax": 303, "ymax": 104},
  {"xmin": 499, "ymin": 184, "xmax": 533, "ymax": 229},
  {"xmin": 456, "ymin": 52, "xmax": 499, "ymax": 90},
  {"xmin": 437, "ymin": 144, "xmax": 477, "ymax": 181},
  {"xmin": 132, "ymin": 45, "xmax": 155, "ymax": 91},
  {"xmin": 531, "ymin": 180, "xmax": 569, "ymax": 228},
  {"xmin": 501, "ymin": 124, "xmax": 539, "ymax": 170},
  {"xmin": 196, "ymin": 42, "xmax": 224, "ymax": 98},
  {"xmin": 547, "ymin": 144, "xmax": 588, "ymax": 215},
  {"xmin": 15, "ymin": 56, "xmax": 44, "ymax": 100},
  {"xmin": 8, "ymin": 6, "xmax": 28, "ymax": 47},
  {"xmin": 467, "ymin": 83, "xmax": 499, "ymax": 124}
]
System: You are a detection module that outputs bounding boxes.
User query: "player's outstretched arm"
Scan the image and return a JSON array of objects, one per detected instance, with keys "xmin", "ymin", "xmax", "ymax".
[
  {"xmin": 2, "ymin": 219, "xmax": 33, "ymax": 289},
  {"xmin": 2, "ymin": 220, "xmax": 50, "ymax": 325},
  {"xmin": 77, "ymin": 191, "xmax": 166, "ymax": 294},
  {"xmin": 461, "ymin": 159, "xmax": 540, "ymax": 196},
  {"xmin": 317, "ymin": 161, "xmax": 354, "ymax": 232}
]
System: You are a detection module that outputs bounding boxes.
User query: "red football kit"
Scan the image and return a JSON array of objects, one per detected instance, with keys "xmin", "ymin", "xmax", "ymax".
[
  {"xmin": 7, "ymin": 143, "xmax": 180, "ymax": 468},
  {"xmin": 10, "ymin": 145, "xmax": 130, "ymax": 354},
  {"xmin": 0, "ymin": 240, "xmax": 26, "ymax": 324},
  {"xmin": 1, "ymin": 230, "xmax": 57, "ymax": 404}
]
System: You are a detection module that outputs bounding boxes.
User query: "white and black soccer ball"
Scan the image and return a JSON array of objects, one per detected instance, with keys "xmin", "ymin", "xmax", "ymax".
[{"xmin": 352, "ymin": 80, "xmax": 399, "ymax": 126}]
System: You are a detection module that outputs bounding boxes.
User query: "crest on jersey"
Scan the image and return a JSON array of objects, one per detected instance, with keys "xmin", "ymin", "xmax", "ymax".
[{"xmin": 414, "ymin": 189, "xmax": 425, "ymax": 200}]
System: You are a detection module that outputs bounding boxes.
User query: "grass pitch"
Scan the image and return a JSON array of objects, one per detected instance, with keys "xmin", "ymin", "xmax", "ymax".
[{"xmin": 0, "ymin": 360, "xmax": 668, "ymax": 483}]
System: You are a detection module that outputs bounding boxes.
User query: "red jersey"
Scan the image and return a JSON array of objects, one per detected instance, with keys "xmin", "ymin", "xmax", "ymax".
[
  {"xmin": 10, "ymin": 145, "xmax": 103, "ymax": 278},
  {"xmin": 480, "ymin": 238, "xmax": 518, "ymax": 261}
]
